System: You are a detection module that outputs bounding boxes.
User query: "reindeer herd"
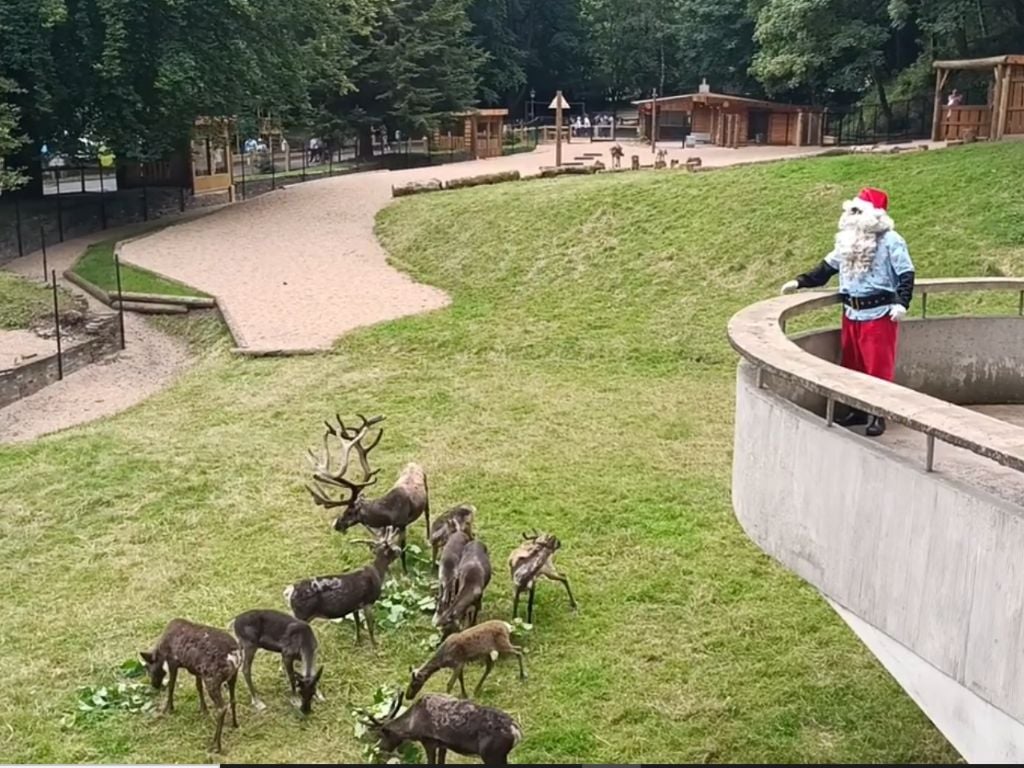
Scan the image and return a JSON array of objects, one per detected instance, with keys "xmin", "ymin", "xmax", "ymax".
[{"xmin": 137, "ymin": 413, "xmax": 576, "ymax": 762}]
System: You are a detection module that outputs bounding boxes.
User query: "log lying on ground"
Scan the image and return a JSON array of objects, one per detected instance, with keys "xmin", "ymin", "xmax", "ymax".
[
  {"xmin": 118, "ymin": 290, "xmax": 215, "ymax": 308},
  {"xmin": 110, "ymin": 300, "xmax": 188, "ymax": 315},
  {"xmin": 444, "ymin": 171, "xmax": 521, "ymax": 190},
  {"xmin": 392, "ymin": 179, "xmax": 443, "ymax": 198},
  {"xmin": 538, "ymin": 165, "xmax": 602, "ymax": 178},
  {"xmin": 62, "ymin": 269, "xmax": 112, "ymax": 305}
]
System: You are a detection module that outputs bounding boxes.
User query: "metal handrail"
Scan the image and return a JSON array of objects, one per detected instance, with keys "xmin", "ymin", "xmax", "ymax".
[{"xmin": 727, "ymin": 278, "xmax": 1024, "ymax": 473}]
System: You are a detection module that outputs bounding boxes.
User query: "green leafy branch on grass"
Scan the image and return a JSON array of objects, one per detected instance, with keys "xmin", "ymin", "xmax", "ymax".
[
  {"xmin": 61, "ymin": 659, "xmax": 157, "ymax": 728},
  {"xmin": 351, "ymin": 685, "xmax": 423, "ymax": 764}
]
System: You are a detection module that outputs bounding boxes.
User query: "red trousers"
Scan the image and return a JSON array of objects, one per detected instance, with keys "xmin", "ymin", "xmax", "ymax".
[{"xmin": 840, "ymin": 314, "xmax": 899, "ymax": 381}]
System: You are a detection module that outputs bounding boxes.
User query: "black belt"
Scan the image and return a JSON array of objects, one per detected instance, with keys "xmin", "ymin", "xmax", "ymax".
[{"xmin": 839, "ymin": 291, "xmax": 896, "ymax": 310}]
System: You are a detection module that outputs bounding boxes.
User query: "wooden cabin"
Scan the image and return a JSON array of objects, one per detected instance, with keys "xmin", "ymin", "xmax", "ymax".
[
  {"xmin": 633, "ymin": 90, "xmax": 824, "ymax": 147},
  {"xmin": 932, "ymin": 55, "xmax": 1024, "ymax": 141},
  {"xmin": 432, "ymin": 109, "xmax": 509, "ymax": 159}
]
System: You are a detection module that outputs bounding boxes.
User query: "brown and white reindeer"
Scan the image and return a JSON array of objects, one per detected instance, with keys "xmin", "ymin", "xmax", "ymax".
[
  {"xmin": 284, "ymin": 526, "xmax": 404, "ymax": 647},
  {"xmin": 139, "ymin": 618, "xmax": 241, "ymax": 753},
  {"xmin": 230, "ymin": 609, "xmax": 322, "ymax": 714},
  {"xmin": 407, "ymin": 620, "xmax": 527, "ymax": 699},
  {"xmin": 358, "ymin": 691, "xmax": 522, "ymax": 765},
  {"xmin": 508, "ymin": 531, "xmax": 577, "ymax": 623},
  {"xmin": 305, "ymin": 413, "xmax": 430, "ymax": 572}
]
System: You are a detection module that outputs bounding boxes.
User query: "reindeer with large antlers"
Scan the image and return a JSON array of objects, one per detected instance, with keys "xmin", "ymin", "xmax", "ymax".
[{"xmin": 306, "ymin": 413, "xmax": 430, "ymax": 573}]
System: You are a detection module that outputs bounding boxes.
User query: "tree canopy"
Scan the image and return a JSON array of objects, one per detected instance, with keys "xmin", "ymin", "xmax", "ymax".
[{"xmin": 1, "ymin": 0, "xmax": 1022, "ymax": 175}]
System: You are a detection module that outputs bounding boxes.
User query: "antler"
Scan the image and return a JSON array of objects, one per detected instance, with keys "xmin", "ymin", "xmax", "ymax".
[{"xmin": 305, "ymin": 413, "xmax": 384, "ymax": 509}]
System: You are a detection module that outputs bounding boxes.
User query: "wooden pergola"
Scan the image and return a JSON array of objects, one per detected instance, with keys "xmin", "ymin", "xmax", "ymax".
[{"xmin": 932, "ymin": 55, "xmax": 1024, "ymax": 141}]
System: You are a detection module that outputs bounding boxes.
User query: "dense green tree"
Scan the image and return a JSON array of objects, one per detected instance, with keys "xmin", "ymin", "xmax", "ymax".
[
  {"xmin": 469, "ymin": 0, "xmax": 527, "ymax": 105},
  {"xmin": 0, "ymin": 78, "xmax": 28, "ymax": 193},
  {"xmin": 318, "ymin": 0, "xmax": 484, "ymax": 158}
]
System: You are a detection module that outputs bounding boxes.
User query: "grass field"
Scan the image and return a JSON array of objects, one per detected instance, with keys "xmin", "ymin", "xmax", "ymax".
[
  {"xmin": 73, "ymin": 239, "xmax": 209, "ymax": 298},
  {"xmin": 3, "ymin": 143, "xmax": 1023, "ymax": 764},
  {"xmin": 0, "ymin": 270, "xmax": 77, "ymax": 329}
]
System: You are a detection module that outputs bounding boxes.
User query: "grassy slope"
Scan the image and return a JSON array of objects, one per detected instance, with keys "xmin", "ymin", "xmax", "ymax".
[
  {"xmin": 3, "ymin": 143, "xmax": 1023, "ymax": 764},
  {"xmin": 0, "ymin": 271, "xmax": 77, "ymax": 329},
  {"xmin": 73, "ymin": 239, "xmax": 209, "ymax": 298}
]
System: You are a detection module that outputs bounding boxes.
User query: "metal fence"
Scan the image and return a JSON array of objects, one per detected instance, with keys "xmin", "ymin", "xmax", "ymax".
[
  {"xmin": 1, "ymin": 126, "xmax": 542, "ymax": 264},
  {"xmin": 823, "ymin": 97, "xmax": 933, "ymax": 146}
]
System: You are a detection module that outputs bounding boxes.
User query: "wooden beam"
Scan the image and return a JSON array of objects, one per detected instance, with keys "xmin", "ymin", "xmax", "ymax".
[
  {"xmin": 932, "ymin": 69, "xmax": 948, "ymax": 141},
  {"xmin": 933, "ymin": 55, "xmax": 1012, "ymax": 70},
  {"xmin": 991, "ymin": 65, "xmax": 1004, "ymax": 139},
  {"xmin": 998, "ymin": 63, "xmax": 1012, "ymax": 139}
]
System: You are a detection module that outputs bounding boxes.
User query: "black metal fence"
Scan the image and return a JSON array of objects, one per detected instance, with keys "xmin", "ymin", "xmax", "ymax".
[{"xmin": 823, "ymin": 97, "xmax": 933, "ymax": 146}]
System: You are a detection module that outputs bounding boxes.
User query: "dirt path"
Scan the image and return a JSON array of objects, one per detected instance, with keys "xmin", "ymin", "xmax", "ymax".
[
  {"xmin": 1, "ymin": 229, "xmax": 192, "ymax": 445},
  {"xmin": 119, "ymin": 142, "xmax": 849, "ymax": 355}
]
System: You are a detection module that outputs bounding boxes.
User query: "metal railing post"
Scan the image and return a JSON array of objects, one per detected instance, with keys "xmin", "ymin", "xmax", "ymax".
[
  {"xmin": 114, "ymin": 251, "xmax": 127, "ymax": 350},
  {"xmin": 40, "ymin": 226, "xmax": 48, "ymax": 283},
  {"xmin": 825, "ymin": 397, "xmax": 835, "ymax": 427},
  {"xmin": 926, "ymin": 434, "xmax": 936, "ymax": 472},
  {"xmin": 922, "ymin": 293, "xmax": 928, "ymax": 318},
  {"xmin": 51, "ymin": 270, "xmax": 63, "ymax": 380}
]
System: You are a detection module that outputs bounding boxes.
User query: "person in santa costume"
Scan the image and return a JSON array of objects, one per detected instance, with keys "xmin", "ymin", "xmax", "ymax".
[{"xmin": 781, "ymin": 187, "xmax": 915, "ymax": 437}]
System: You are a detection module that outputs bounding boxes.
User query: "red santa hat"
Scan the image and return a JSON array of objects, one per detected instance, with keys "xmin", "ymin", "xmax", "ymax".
[{"xmin": 856, "ymin": 187, "xmax": 888, "ymax": 212}]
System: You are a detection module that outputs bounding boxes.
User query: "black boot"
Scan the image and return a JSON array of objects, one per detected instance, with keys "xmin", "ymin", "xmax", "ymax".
[
  {"xmin": 865, "ymin": 416, "xmax": 886, "ymax": 437},
  {"xmin": 836, "ymin": 408, "xmax": 868, "ymax": 427}
]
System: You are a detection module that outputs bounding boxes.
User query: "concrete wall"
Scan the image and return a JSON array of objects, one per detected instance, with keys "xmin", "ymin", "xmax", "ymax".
[
  {"xmin": 780, "ymin": 316, "xmax": 1024, "ymax": 411},
  {"xmin": 733, "ymin": 359, "xmax": 1024, "ymax": 735}
]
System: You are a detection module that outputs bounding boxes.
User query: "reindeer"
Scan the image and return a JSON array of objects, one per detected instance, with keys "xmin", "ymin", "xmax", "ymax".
[
  {"xmin": 610, "ymin": 143, "xmax": 624, "ymax": 169},
  {"xmin": 139, "ymin": 619, "xmax": 240, "ymax": 753},
  {"xmin": 434, "ymin": 540, "xmax": 491, "ymax": 635},
  {"xmin": 428, "ymin": 503, "xmax": 475, "ymax": 563},
  {"xmin": 358, "ymin": 691, "xmax": 522, "ymax": 765},
  {"xmin": 230, "ymin": 609, "xmax": 322, "ymax": 714},
  {"xmin": 434, "ymin": 530, "xmax": 471, "ymax": 622},
  {"xmin": 407, "ymin": 620, "xmax": 526, "ymax": 700},
  {"xmin": 284, "ymin": 526, "xmax": 403, "ymax": 647},
  {"xmin": 508, "ymin": 531, "xmax": 577, "ymax": 623},
  {"xmin": 306, "ymin": 413, "xmax": 430, "ymax": 572}
]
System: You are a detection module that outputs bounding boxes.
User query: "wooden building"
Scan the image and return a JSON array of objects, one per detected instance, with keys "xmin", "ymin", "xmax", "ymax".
[
  {"xmin": 932, "ymin": 55, "xmax": 1024, "ymax": 141},
  {"xmin": 432, "ymin": 109, "xmax": 509, "ymax": 159},
  {"xmin": 118, "ymin": 117, "xmax": 234, "ymax": 197},
  {"xmin": 632, "ymin": 90, "xmax": 824, "ymax": 147}
]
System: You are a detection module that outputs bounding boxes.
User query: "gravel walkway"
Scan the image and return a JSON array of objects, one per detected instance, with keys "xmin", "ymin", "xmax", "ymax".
[
  {"xmin": 1, "ymin": 230, "xmax": 192, "ymax": 445},
  {"xmin": 118, "ymin": 143, "xmax": 845, "ymax": 355}
]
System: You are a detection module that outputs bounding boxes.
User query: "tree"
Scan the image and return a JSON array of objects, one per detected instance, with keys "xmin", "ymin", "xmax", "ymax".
[
  {"xmin": 750, "ymin": 0, "xmax": 894, "ymax": 106},
  {"xmin": 468, "ymin": 0, "xmax": 527, "ymax": 105},
  {"xmin": 319, "ymin": 0, "xmax": 484, "ymax": 159},
  {"xmin": 0, "ymin": 79, "xmax": 28, "ymax": 194}
]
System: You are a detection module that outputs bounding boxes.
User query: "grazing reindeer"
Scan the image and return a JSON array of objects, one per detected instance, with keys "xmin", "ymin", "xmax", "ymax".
[
  {"xmin": 306, "ymin": 413, "xmax": 430, "ymax": 573},
  {"xmin": 434, "ymin": 530, "xmax": 470, "ymax": 621},
  {"xmin": 407, "ymin": 620, "xmax": 526, "ymax": 700},
  {"xmin": 610, "ymin": 143, "xmax": 624, "ymax": 169},
  {"xmin": 434, "ymin": 540, "xmax": 491, "ymax": 635},
  {"xmin": 429, "ymin": 503, "xmax": 475, "ymax": 563},
  {"xmin": 358, "ymin": 691, "xmax": 522, "ymax": 765},
  {"xmin": 139, "ymin": 619, "xmax": 240, "ymax": 753},
  {"xmin": 508, "ymin": 531, "xmax": 577, "ymax": 623},
  {"xmin": 284, "ymin": 526, "xmax": 403, "ymax": 647},
  {"xmin": 230, "ymin": 609, "xmax": 322, "ymax": 714}
]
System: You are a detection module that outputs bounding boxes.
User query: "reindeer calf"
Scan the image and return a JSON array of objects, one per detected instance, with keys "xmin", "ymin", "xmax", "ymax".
[
  {"xmin": 407, "ymin": 620, "xmax": 526, "ymax": 699},
  {"xmin": 434, "ymin": 530, "xmax": 470, "ymax": 621},
  {"xmin": 429, "ymin": 503, "xmax": 475, "ymax": 563},
  {"xmin": 140, "ymin": 618, "xmax": 240, "ymax": 753},
  {"xmin": 285, "ymin": 527, "xmax": 403, "ymax": 646},
  {"xmin": 360, "ymin": 692, "xmax": 522, "ymax": 765},
  {"xmin": 231, "ymin": 609, "xmax": 322, "ymax": 714},
  {"xmin": 509, "ymin": 531, "xmax": 577, "ymax": 623}
]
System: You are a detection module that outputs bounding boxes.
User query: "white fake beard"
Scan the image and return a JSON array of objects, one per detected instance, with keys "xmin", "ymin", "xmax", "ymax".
[{"xmin": 834, "ymin": 207, "xmax": 891, "ymax": 280}]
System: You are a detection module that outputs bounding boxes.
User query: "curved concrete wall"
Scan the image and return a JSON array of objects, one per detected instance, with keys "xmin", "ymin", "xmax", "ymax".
[
  {"xmin": 790, "ymin": 316, "xmax": 1024, "ymax": 405},
  {"xmin": 733, "ymin": 359, "xmax": 1024, "ymax": 754}
]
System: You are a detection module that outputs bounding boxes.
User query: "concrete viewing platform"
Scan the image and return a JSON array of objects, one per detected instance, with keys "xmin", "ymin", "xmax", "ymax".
[{"xmin": 727, "ymin": 278, "xmax": 1024, "ymax": 763}]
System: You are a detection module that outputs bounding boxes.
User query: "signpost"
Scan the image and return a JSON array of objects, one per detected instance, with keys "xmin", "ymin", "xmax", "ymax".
[{"xmin": 549, "ymin": 90, "xmax": 570, "ymax": 167}]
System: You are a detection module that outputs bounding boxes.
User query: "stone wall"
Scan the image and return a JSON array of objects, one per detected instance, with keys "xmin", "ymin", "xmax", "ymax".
[{"xmin": 0, "ymin": 312, "xmax": 120, "ymax": 408}]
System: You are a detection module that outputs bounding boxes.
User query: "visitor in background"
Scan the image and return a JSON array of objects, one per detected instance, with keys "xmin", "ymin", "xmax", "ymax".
[
  {"xmin": 781, "ymin": 188, "xmax": 915, "ymax": 437},
  {"xmin": 583, "ymin": 114, "xmax": 592, "ymax": 138}
]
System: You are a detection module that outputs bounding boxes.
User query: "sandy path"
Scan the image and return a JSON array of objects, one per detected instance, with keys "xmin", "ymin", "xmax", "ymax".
[
  {"xmin": 119, "ymin": 142, "xmax": 844, "ymax": 354},
  {"xmin": 1, "ymin": 229, "xmax": 192, "ymax": 445}
]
